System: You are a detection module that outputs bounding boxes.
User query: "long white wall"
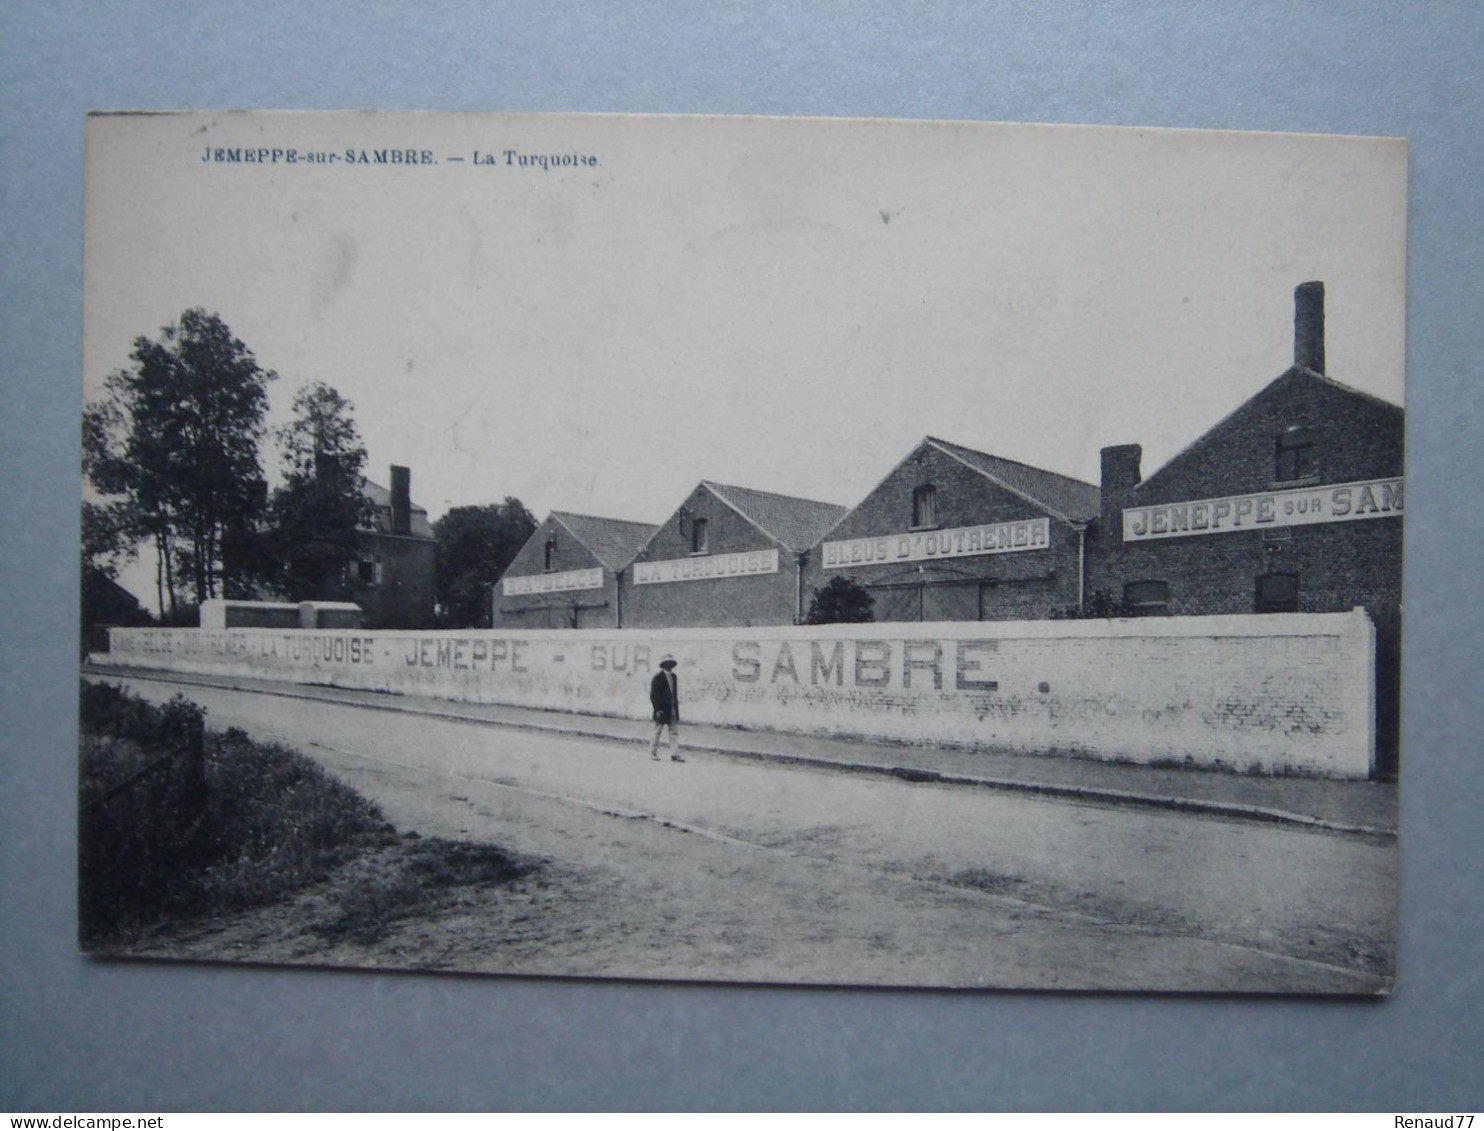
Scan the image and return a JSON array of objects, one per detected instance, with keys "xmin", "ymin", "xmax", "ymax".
[{"xmin": 98, "ymin": 611, "xmax": 1377, "ymax": 777}]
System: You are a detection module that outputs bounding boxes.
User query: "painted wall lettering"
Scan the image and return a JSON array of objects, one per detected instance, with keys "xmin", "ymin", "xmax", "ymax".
[
  {"xmin": 770, "ymin": 641, "xmax": 800, "ymax": 684},
  {"xmin": 100, "ymin": 613, "xmax": 1379, "ymax": 778},
  {"xmin": 732, "ymin": 640, "xmax": 762, "ymax": 683},
  {"xmin": 401, "ymin": 637, "xmax": 530, "ymax": 670},
  {"xmin": 902, "ymin": 640, "xmax": 944, "ymax": 690},
  {"xmin": 955, "ymin": 640, "xmax": 999, "ymax": 690},
  {"xmin": 114, "ymin": 629, "xmax": 378, "ymax": 665},
  {"xmin": 854, "ymin": 640, "xmax": 892, "ymax": 687},
  {"xmin": 591, "ymin": 642, "xmax": 652, "ymax": 673},
  {"xmin": 726, "ymin": 637, "xmax": 1001, "ymax": 693},
  {"xmin": 810, "ymin": 640, "xmax": 846, "ymax": 686}
]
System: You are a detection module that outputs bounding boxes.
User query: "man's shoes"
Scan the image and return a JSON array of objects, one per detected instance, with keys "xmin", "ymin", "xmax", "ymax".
[
  {"xmin": 671, "ymin": 754, "xmax": 685, "ymax": 763},
  {"xmin": 651, "ymin": 752, "xmax": 661, "ymax": 761}
]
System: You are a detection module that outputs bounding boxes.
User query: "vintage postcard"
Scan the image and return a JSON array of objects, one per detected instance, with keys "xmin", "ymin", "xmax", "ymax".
[{"xmin": 80, "ymin": 111, "xmax": 1404, "ymax": 992}]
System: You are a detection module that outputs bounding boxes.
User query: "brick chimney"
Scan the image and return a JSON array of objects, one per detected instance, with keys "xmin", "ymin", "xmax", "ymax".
[
  {"xmin": 1100, "ymin": 444, "xmax": 1142, "ymax": 535},
  {"xmin": 1294, "ymin": 281, "xmax": 1325, "ymax": 374},
  {"xmin": 390, "ymin": 465, "xmax": 412, "ymax": 535}
]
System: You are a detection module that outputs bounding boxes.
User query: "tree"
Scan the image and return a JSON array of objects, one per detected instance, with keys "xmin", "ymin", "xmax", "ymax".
[
  {"xmin": 83, "ymin": 393, "xmax": 173, "ymax": 613},
  {"xmin": 803, "ymin": 575, "xmax": 875, "ymax": 624},
  {"xmin": 81, "ymin": 500, "xmax": 136, "ymax": 581},
  {"xmin": 83, "ymin": 309, "xmax": 276, "ymax": 614},
  {"xmin": 80, "ymin": 500, "xmax": 153, "ymax": 652},
  {"xmin": 268, "ymin": 382, "xmax": 370, "ymax": 600},
  {"xmin": 434, "ymin": 499, "xmax": 537, "ymax": 627}
]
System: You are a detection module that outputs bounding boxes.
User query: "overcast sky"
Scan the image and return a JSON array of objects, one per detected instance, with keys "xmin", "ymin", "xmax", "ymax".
[{"xmin": 84, "ymin": 112, "xmax": 1406, "ymax": 604}]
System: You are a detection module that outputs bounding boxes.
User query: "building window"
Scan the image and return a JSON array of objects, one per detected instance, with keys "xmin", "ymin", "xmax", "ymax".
[
  {"xmin": 1255, "ymin": 572, "xmax": 1300, "ymax": 614},
  {"xmin": 1275, "ymin": 426, "xmax": 1315, "ymax": 482},
  {"xmin": 690, "ymin": 517, "xmax": 708, "ymax": 554},
  {"xmin": 1123, "ymin": 580, "xmax": 1169, "ymax": 616},
  {"xmin": 352, "ymin": 557, "xmax": 382, "ymax": 587},
  {"xmin": 912, "ymin": 484, "xmax": 938, "ymax": 528},
  {"xmin": 543, "ymin": 538, "xmax": 556, "ymax": 571}
]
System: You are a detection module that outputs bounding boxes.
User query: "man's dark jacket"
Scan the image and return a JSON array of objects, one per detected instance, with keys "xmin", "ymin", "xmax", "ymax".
[{"xmin": 650, "ymin": 669, "xmax": 679, "ymax": 725}]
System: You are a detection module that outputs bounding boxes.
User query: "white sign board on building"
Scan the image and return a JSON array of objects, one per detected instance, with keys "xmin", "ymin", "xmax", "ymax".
[
  {"xmin": 633, "ymin": 549, "xmax": 780, "ymax": 584},
  {"xmin": 1122, "ymin": 477, "xmax": 1403, "ymax": 542},
  {"xmin": 823, "ymin": 518, "xmax": 1051, "ymax": 569},
  {"xmin": 502, "ymin": 567, "xmax": 605, "ymax": 596}
]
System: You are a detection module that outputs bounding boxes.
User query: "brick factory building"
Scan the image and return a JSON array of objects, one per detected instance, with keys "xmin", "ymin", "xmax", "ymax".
[
  {"xmin": 493, "ymin": 511, "xmax": 657, "ymax": 629},
  {"xmin": 1092, "ymin": 282, "xmax": 1404, "ymax": 771},
  {"xmin": 622, "ymin": 481, "xmax": 847, "ymax": 628},
  {"xmin": 809, "ymin": 436, "xmax": 1101, "ymax": 622},
  {"xmin": 347, "ymin": 465, "xmax": 437, "ymax": 628}
]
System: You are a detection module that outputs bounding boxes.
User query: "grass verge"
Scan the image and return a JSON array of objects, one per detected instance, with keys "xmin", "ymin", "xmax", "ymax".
[{"xmin": 79, "ymin": 680, "xmax": 531, "ymax": 951}]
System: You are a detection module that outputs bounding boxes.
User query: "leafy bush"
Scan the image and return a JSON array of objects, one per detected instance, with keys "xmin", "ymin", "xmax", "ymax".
[
  {"xmin": 1048, "ymin": 588, "xmax": 1138, "ymax": 619},
  {"xmin": 803, "ymin": 576, "xmax": 875, "ymax": 624}
]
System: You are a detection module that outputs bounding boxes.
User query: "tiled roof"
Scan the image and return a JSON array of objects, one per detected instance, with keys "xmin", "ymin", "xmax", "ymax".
[
  {"xmin": 1305, "ymin": 367, "xmax": 1406, "ymax": 414},
  {"xmin": 551, "ymin": 511, "xmax": 659, "ymax": 571},
  {"xmin": 926, "ymin": 436, "xmax": 1101, "ymax": 523},
  {"xmin": 703, "ymin": 481, "xmax": 849, "ymax": 553},
  {"xmin": 360, "ymin": 478, "xmax": 434, "ymax": 538}
]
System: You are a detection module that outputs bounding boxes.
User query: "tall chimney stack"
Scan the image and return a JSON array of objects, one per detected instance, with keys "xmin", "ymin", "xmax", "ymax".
[
  {"xmin": 1101, "ymin": 444, "xmax": 1142, "ymax": 495},
  {"xmin": 1294, "ymin": 281, "xmax": 1325, "ymax": 373},
  {"xmin": 1100, "ymin": 444, "xmax": 1142, "ymax": 535},
  {"xmin": 390, "ymin": 465, "xmax": 411, "ymax": 535}
]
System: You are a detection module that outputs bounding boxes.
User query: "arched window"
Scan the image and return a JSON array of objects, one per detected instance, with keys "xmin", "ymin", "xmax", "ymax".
[
  {"xmin": 543, "ymin": 537, "xmax": 556, "ymax": 572},
  {"xmin": 690, "ymin": 517, "xmax": 708, "ymax": 554}
]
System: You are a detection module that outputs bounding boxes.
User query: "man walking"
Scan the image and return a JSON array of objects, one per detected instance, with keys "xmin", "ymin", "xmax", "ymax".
[{"xmin": 649, "ymin": 653, "xmax": 684, "ymax": 762}]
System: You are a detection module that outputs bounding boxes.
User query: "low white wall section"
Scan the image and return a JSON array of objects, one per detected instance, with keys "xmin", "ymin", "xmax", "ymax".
[{"xmin": 99, "ymin": 611, "xmax": 1376, "ymax": 777}]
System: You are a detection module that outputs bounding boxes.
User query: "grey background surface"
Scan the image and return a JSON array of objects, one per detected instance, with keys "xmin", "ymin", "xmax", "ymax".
[{"xmin": 2, "ymin": 1, "xmax": 1480, "ymax": 1112}]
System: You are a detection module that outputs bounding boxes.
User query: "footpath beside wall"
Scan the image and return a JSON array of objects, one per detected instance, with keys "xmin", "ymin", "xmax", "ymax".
[{"xmin": 98, "ymin": 611, "xmax": 1377, "ymax": 777}]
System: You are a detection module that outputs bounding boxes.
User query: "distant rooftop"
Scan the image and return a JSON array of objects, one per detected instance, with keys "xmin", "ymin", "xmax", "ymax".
[
  {"xmin": 703, "ymin": 480, "xmax": 849, "ymax": 553},
  {"xmin": 926, "ymin": 436, "xmax": 1100, "ymax": 524},
  {"xmin": 361, "ymin": 478, "xmax": 434, "ymax": 539},
  {"xmin": 1130, "ymin": 365, "xmax": 1404, "ymax": 497},
  {"xmin": 551, "ymin": 511, "xmax": 659, "ymax": 571}
]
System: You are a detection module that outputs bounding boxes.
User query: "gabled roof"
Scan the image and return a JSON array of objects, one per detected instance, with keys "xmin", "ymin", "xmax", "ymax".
[
  {"xmin": 702, "ymin": 481, "xmax": 849, "ymax": 553},
  {"xmin": 1301, "ymin": 366, "xmax": 1408, "ymax": 415},
  {"xmin": 550, "ymin": 511, "xmax": 658, "ymax": 571},
  {"xmin": 361, "ymin": 478, "xmax": 434, "ymax": 538},
  {"xmin": 1130, "ymin": 365, "xmax": 1405, "ymax": 497},
  {"xmin": 925, "ymin": 436, "xmax": 1101, "ymax": 524}
]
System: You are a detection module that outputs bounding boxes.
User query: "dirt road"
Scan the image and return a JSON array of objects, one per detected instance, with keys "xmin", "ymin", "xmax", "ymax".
[{"xmin": 99, "ymin": 675, "xmax": 1395, "ymax": 992}]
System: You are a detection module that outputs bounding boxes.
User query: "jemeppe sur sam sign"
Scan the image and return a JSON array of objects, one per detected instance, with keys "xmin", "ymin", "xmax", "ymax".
[{"xmin": 1122, "ymin": 477, "xmax": 1402, "ymax": 542}]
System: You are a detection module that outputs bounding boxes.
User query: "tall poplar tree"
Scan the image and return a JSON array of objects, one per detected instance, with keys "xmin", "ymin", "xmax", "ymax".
[
  {"xmin": 269, "ymin": 381, "xmax": 371, "ymax": 600},
  {"xmin": 434, "ymin": 500, "xmax": 537, "ymax": 627},
  {"xmin": 83, "ymin": 309, "xmax": 275, "ymax": 615}
]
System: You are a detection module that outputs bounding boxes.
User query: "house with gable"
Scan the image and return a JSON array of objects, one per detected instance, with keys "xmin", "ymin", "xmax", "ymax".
[
  {"xmin": 494, "ymin": 510, "xmax": 657, "ymax": 629},
  {"xmin": 347, "ymin": 465, "xmax": 437, "ymax": 628},
  {"xmin": 808, "ymin": 436, "xmax": 1101, "ymax": 622},
  {"xmin": 622, "ymin": 481, "xmax": 848, "ymax": 628},
  {"xmin": 1092, "ymin": 282, "xmax": 1404, "ymax": 771}
]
